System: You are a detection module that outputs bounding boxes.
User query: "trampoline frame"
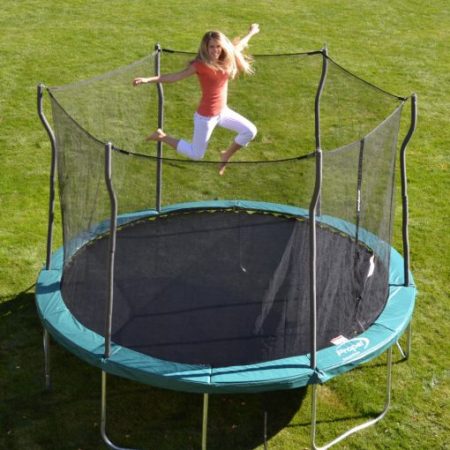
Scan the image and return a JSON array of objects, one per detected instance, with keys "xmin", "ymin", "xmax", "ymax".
[{"xmin": 36, "ymin": 46, "xmax": 418, "ymax": 449}]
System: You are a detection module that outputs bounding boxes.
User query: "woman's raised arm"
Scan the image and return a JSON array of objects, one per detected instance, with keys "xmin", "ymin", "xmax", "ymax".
[{"xmin": 234, "ymin": 23, "xmax": 260, "ymax": 52}]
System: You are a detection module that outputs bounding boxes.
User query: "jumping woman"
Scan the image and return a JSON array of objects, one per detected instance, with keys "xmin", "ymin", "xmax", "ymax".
[{"xmin": 133, "ymin": 23, "xmax": 260, "ymax": 175}]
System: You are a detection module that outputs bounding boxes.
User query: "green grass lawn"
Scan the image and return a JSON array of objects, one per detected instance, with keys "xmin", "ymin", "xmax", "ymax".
[{"xmin": 1, "ymin": 1, "xmax": 449, "ymax": 449}]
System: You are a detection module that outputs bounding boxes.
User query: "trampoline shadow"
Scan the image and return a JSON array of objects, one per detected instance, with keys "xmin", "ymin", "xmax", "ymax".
[
  {"xmin": 205, "ymin": 388, "xmax": 307, "ymax": 450},
  {"xmin": 0, "ymin": 290, "xmax": 307, "ymax": 450},
  {"xmin": 1, "ymin": 291, "xmax": 409, "ymax": 450},
  {"xmin": 104, "ymin": 382, "xmax": 308, "ymax": 450}
]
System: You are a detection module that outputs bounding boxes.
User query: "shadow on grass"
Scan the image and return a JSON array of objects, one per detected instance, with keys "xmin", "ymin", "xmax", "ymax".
[{"xmin": 0, "ymin": 291, "xmax": 307, "ymax": 450}]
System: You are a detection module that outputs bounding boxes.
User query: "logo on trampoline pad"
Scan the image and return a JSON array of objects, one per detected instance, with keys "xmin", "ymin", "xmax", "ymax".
[{"xmin": 335, "ymin": 337, "xmax": 370, "ymax": 360}]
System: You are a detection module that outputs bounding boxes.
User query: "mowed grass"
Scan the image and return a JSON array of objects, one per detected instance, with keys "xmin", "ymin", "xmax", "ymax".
[{"xmin": 1, "ymin": 1, "xmax": 449, "ymax": 449}]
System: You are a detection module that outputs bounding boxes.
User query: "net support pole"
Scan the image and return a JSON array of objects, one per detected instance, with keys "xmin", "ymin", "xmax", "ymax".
[
  {"xmin": 309, "ymin": 47, "xmax": 328, "ymax": 370},
  {"xmin": 37, "ymin": 83, "xmax": 58, "ymax": 390},
  {"xmin": 104, "ymin": 142, "xmax": 118, "ymax": 359},
  {"xmin": 355, "ymin": 138, "xmax": 365, "ymax": 245},
  {"xmin": 155, "ymin": 44, "xmax": 164, "ymax": 211},
  {"xmin": 37, "ymin": 84, "xmax": 57, "ymax": 272},
  {"xmin": 101, "ymin": 144, "xmax": 138, "ymax": 450},
  {"xmin": 399, "ymin": 94, "xmax": 417, "ymax": 287},
  {"xmin": 314, "ymin": 47, "xmax": 328, "ymax": 154},
  {"xmin": 398, "ymin": 94, "xmax": 417, "ymax": 360}
]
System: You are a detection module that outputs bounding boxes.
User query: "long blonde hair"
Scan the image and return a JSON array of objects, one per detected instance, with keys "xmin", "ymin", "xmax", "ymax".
[{"xmin": 196, "ymin": 30, "xmax": 254, "ymax": 79}]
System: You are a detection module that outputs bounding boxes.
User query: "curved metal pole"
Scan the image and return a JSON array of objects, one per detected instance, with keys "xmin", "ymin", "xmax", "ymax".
[
  {"xmin": 104, "ymin": 142, "xmax": 118, "ymax": 359},
  {"xmin": 37, "ymin": 83, "xmax": 58, "ymax": 390},
  {"xmin": 155, "ymin": 44, "xmax": 164, "ymax": 211},
  {"xmin": 311, "ymin": 346, "xmax": 393, "ymax": 449},
  {"xmin": 101, "ymin": 146, "xmax": 136, "ymax": 450},
  {"xmin": 309, "ymin": 48, "xmax": 328, "ymax": 370},
  {"xmin": 314, "ymin": 47, "xmax": 328, "ymax": 151},
  {"xmin": 399, "ymin": 94, "xmax": 418, "ymax": 287},
  {"xmin": 308, "ymin": 149, "xmax": 322, "ymax": 370},
  {"xmin": 101, "ymin": 371, "xmax": 137, "ymax": 450},
  {"xmin": 37, "ymin": 84, "xmax": 57, "ymax": 271},
  {"xmin": 355, "ymin": 138, "xmax": 365, "ymax": 245},
  {"xmin": 397, "ymin": 94, "xmax": 417, "ymax": 361}
]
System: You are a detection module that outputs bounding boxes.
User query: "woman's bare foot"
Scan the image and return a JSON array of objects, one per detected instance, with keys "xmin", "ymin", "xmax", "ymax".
[
  {"xmin": 219, "ymin": 150, "xmax": 230, "ymax": 176},
  {"xmin": 146, "ymin": 128, "xmax": 166, "ymax": 142},
  {"xmin": 146, "ymin": 129, "xmax": 180, "ymax": 150},
  {"xmin": 219, "ymin": 142, "xmax": 243, "ymax": 175}
]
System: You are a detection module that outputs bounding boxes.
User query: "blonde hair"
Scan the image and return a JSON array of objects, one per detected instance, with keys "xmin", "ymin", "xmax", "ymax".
[{"xmin": 196, "ymin": 30, "xmax": 254, "ymax": 79}]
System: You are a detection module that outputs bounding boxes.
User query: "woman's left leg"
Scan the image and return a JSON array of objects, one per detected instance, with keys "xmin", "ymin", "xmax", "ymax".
[{"xmin": 218, "ymin": 107, "xmax": 257, "ymax": 175}]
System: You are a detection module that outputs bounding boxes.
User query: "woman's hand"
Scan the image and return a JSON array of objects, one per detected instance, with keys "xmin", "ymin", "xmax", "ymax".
[
  {"xmin": 132, "ymin": 77, "xmax": 155, "ymax": 86},
  {"xmin": 249, "ymin": 23, "xmax": 260, "ymax": 36},
  {"xmin": 235, "ymin": 24, "xmax": 261, "ymax": 51}
]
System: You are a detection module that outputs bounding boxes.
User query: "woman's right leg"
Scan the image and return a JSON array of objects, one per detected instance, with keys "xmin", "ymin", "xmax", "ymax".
[
  {"xmin": 146, "ymin": 129, "xmax": 179, "ymax": 149},
  {"xmin": 177, "ymin": 112, "xmax": 218, "ymax": 160},
  {"xmin": 147, "ymin": 113, "xmax": 218, "ymax": 160}
]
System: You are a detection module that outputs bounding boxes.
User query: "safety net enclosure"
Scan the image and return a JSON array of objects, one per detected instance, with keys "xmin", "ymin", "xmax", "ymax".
[{"xmin": 36, "ymin": 47, "xmax": 417, "ymax": 449}]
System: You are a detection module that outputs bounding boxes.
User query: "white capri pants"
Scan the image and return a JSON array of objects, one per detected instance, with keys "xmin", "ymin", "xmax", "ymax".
[{"xmin": 177, "ymin": 106, "xmax": 257, "ymax": 160}]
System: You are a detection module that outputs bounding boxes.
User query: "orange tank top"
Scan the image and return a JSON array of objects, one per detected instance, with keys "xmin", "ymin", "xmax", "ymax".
[{"xmin": 192, "ymin": 61, "xmax": 229, "ymax": 116}]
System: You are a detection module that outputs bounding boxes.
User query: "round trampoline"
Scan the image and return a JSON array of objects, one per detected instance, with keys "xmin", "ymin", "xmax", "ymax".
[
  {"xmin": 36, "ymin": 47, "xmax": 417, "ymax": 449},
  {"xmin": 36, "ymin": 200, "xmax": 415, "ymax": 393}
]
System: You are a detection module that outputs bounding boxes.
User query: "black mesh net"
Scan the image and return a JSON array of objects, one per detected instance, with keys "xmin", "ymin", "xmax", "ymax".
[{"xmin": 47, "ymin": 49, "xmax": 405, "ymax": 367}]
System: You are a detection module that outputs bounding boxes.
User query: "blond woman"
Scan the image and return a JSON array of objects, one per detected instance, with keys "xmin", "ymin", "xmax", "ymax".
[{"xmin": 133, "ymin": 24, "xmax": 260, "ymax": 175}]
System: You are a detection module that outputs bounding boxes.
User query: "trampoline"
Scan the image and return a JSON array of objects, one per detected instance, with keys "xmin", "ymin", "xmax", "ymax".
[{"xmin": 36, "ymin": 47, "xmax": 417, "ymax": 449}]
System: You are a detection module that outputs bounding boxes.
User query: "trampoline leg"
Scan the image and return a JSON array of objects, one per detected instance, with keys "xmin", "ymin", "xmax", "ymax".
[
  {"xmin": 397, "ymin": 321, "xmax": 412, "ymax": 360},
  {"xmin": 310, "ymin": 346, "xmax": 393, "ymax": 450},
  {"xmin": 100, "ymin": 371, "xmax": 136, "ymax": 450},
  {"xmin": 202, "ymin": 393, "xmax": 209, "ymax": 450},
  {"xmin": 263, "ymin": 410, "xmax": 268, "ymax": 450},
  {"xmin": 43, "ymin": 329, "xmax": 51, "ymax": 390},
  {"xmin": 395, "ymin": 341, "xmax": 407, "ymax": 359},
  {"xmin": 406, "ymin": 321, "xmax": 413, "ymax": 357},
  {"xmin": 311, "ymin": 384, "xmax": 318, "ymax": 447}
]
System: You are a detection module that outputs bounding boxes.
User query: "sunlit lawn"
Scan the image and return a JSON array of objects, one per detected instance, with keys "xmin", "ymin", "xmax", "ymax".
[{"xmin": 0, "ymin": 1, "xmax": 449, "ymax": 449}]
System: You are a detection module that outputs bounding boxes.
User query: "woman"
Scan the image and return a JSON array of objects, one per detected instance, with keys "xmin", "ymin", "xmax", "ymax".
[{"xmin": 133, "ymin": 23, "xmax": 260, "ymax": 175}]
